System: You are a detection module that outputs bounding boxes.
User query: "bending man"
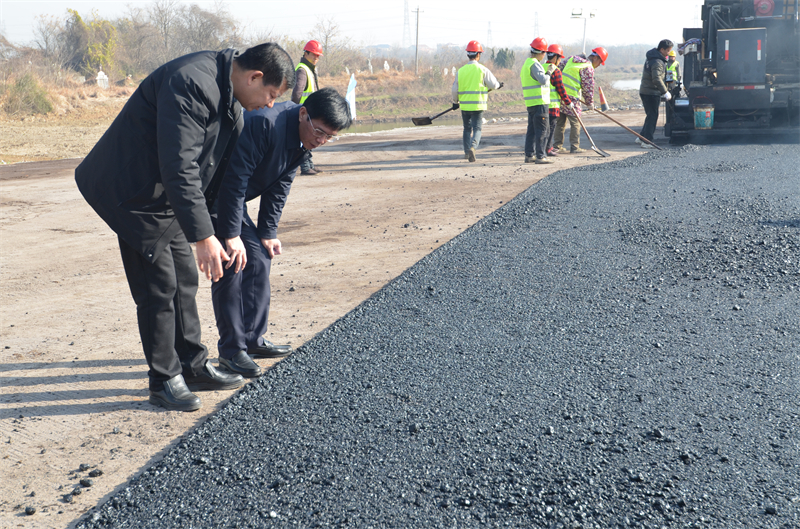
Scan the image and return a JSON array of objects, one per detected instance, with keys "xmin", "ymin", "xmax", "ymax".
[
  {"xmin": 212, "ymin": 88, "xmax": 353, "ymax": 378},
  {"xmin": 75, "ymin": 43, "xmax": 295, "ymax": 411}
]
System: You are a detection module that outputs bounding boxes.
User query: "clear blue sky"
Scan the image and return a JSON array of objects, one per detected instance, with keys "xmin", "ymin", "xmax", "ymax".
[{"xmin": 1, "ymin": 0, "xmax": 704, "ymax": 49}]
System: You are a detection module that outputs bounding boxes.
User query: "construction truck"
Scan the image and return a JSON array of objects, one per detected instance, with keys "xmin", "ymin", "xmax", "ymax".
[{"xmin": 668, "ymin": 0, "xmax": 800, "ymax": 143}]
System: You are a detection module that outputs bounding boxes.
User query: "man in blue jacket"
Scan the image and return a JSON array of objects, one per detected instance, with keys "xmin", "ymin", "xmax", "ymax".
[
  {"xmin": 75, "ymin": 43, "xmax": 295, "ymax": 411},
  {"xmin": 211, "ymin": 87, "xmax": 352, "ymax": 377}
]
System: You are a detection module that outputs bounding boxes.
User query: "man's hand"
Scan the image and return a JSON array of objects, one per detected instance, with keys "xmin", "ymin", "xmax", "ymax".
[
  {"xmin": 196, "ymin": 236, "xmax": 230, "ymax": 282},
  {"xmin": 452, "ymin": 102, "xmax": 460, "ymax": 110},
  {"xmin": 224, "ymin": 236, "xmax": 247, "ymax": 273},
  {"xmin": 664, "ymin": 91, "xmax": 672, "ymax": 101},
  {"xmin": 261, "ymin": 238, "xmax": 282, "ymax": 258},
  {"xmin": 498, "ymin": 81, "xmax": 504, "ymax": 89}
]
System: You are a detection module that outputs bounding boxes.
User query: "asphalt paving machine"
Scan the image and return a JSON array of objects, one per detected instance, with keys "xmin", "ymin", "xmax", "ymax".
[{"xmin": 668, "ymin": 0, "xmax": 800, "ymax": 143}]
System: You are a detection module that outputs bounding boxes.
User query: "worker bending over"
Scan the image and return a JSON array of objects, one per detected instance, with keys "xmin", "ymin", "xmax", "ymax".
[
  {"xmin": 544, "ymin": 44, "xmax": 571, "ymax": 157},
  {"xmin": 211, "ymin": 88, "xmax": 352, "ymax": 378},
  {"xmin": 292, "ymin": 40, "xmax": 324, "ymax": 175},
  {"xmin": 553, "ymin": 47, "xmax": 608, "ymax": 154},
  {"xmin": 452, "ymin": 40, "xmax": 502, "ymax": 162},
  {"xmin": 521, "ymin": 37, "xmax": 553, "ymax": 164}
]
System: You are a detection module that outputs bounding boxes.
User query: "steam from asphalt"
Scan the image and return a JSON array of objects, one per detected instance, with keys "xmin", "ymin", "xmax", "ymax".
[{"xmin": 76, "ymin": 144, "xmax": 798, "ymax": 528}]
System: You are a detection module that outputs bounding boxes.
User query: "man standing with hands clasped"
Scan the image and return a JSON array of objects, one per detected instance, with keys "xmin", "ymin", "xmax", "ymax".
[
  {"xmin": 75, "ymin": 43, "xmax": 295, "ymax": 411},
  {"xmin": 638, "ymin": 39, "xmax": 674, "ymax": 148},
  {"xmin": 210, "ymin": 88, "xmax": 353, "ymax": 378}
]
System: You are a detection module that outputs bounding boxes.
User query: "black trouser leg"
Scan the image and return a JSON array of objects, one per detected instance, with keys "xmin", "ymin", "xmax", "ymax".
[
  {"xmin": 119, "ymin": 232, "xmax": 208, "ymax": 389},
  {"xmin": 532, "ymin": 105, "xmax": 549, "ymax": 159},
  {"xmin": 546, "ymin": 114, "xmax": 558, "ymax": 152},
  {"xmin": 640, "ymin": 94, "xmax": 661, "ymax": 141},
  {"xmin": 211, "ymin": 222, "xmax": 272, "ymax": 358}
]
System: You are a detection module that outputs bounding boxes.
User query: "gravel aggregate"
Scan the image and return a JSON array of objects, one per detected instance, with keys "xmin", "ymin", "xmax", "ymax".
[{"xmin": 76, "ymin": 145, "xmax": 798, "ymax": 528}]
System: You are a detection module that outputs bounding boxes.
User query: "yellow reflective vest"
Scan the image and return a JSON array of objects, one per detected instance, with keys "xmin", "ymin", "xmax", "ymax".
[
  {"xmin": 457, "ymin": 63, "xmax": 489, "ymax": 111},
  {"xmin": 295, "ymin": 63, "xmax": 317, "ymax": 104},
  {"xmin": 520, "ymin": 57, "xmax": 550, "ymax": 108},
  {"xmin": 665, "ymin": 61, "xmax": 679, "ymax": 83},
  {"xmin": 549, "ymin": 81, "xmax": 560, "ymax": 110},
  {"xmin": 561, "ymin": 57, "xmax": 592, "ymax": 101}
]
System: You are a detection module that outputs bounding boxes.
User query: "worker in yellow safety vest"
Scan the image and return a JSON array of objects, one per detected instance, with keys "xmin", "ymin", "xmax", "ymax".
[
  {"xmin": 665, "ymin": 49, "xmax": 681, "ymax": 88},
  {"xmin": 520, "ymin": 37, "xmax": 553, "ymax": 164},
  {"xmin": 452, "ymin": 40, "xmax": 502, "ymax": 162},
  {"xmin": 553, "ymin": 47, "xmax": 608, "ymax": 154},
  {"xmin": 292, "ymin": 40, "xmax": 324, "ymax": 174}
]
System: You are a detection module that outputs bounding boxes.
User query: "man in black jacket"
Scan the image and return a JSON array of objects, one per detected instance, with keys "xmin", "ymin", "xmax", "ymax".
[
  {"xmin": 638, "ymin": 39, "xmax": 673, "ymax": 147},
  {"xmin": 211, "ymin": 88, "xmax": 352, "ymax": 378},
  {"xmin": 75, "ymin": 43, "xmax": 295, "ymax": 411}
]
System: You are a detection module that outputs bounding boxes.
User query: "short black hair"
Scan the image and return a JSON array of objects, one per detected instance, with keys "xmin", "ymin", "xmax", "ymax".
[
  {"xmin": 303, "ymin": 87, "xmax": 353, "ymax": 131},
  {"xmin": 467, "ymin": 52, "xmax": 479, "ymax": 59},
  {"xmin": 658, "ymin": 39, "xmax": 674, "ymax": 51},
  {"xmin": 236, "ymin": 43, "xmax": 295, "ymax": 89}
]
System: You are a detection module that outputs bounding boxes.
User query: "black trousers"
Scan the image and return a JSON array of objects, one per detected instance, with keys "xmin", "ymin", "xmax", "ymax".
[
  {"xmin": 119, "ymin": 232, "xmax": 208, "ymax": 389},
  {"xmin": 640, "ymin": 94, "xmax": 661, "ymax": 142},
  {"xmin": 211, "ymin": 221, "xmax": 272, "ymax": 360},
  {"xmin": 525, "ymin": 105, "xmax": 549, "ymax": 158},
  {"xmin": 546, "ymin": 113, "xmax": 559, "ymax": 152}
]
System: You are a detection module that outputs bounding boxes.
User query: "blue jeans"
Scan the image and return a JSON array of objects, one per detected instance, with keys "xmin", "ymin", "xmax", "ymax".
[{"xmin": 461, "ymin": 110, "xmax": 483, "ymax": 153}]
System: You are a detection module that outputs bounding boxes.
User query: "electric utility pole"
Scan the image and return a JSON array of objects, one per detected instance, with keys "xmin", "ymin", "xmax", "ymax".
[{"xmin": 415, "ymin": 7, "xmax": 420, "ymax": 75}]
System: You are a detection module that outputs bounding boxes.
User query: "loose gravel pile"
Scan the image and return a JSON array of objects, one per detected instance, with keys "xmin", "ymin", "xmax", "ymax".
[{"xmin": 78, "ymin": 145, "xmax": 798, "ymax": 529}]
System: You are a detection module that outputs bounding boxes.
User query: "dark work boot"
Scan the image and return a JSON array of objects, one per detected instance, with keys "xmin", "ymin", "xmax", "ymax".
[
  {"xmin": 183, "ymin": 360, "xmax": 245, "ymax": 391},
  {"xmin": 149, "ymin": 374, "xmax": 202, "ymax": 412}
]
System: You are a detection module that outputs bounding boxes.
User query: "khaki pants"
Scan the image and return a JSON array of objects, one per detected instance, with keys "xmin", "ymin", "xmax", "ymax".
[{"xmin": 553, "ymin": 113, "xmax": 581, "ymax": 151}]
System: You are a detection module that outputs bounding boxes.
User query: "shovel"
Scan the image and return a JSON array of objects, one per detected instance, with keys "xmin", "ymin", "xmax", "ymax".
[
  {"xmin": 412, "ymin": 106, "xmax": 456, "ymax": 126},
  {"xmin": 573, "ymin": 111, "xmax": 611, "ymax": 157},
  {"xmin": 581, "ymin": 99, "xmax": 663, "ymax": 151}
]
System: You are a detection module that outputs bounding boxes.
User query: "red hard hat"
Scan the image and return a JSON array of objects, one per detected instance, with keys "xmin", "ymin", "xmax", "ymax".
[
  {"xmin": 304, "ymin": 40, "xmax": 324, "ymax": 56},
  {"xmin": 466, "ymin": 40, "xmax": 483, "ymax": 53},
  {"xmin": 530, "ymin": 37, "xmax": 548, "ymax": 52},
  {"xmin": 547, "ymin": 43, "xmax": 564, "ymax": 57},
  {"xmin": 591, "ymin": 46, "xmax": 608, "ymax": 65}
]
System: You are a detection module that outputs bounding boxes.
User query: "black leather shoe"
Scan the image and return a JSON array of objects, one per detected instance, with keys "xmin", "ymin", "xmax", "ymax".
[
  {"xmin": 219, "ymin": 350, "xmax": 262, "ymax": 378},
  {"xmin": 149, "ymin": 374, "xmax": 202, "ymax": 412},
  {"xmin": 247, "ymin": 339, "xmax": 293, "ymax": 359},
  {"xmin": 183, "ymin": 360, "xmax": 245, "ymax": 391}
]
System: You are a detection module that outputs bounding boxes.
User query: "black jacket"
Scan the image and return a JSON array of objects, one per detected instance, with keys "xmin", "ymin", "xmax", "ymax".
[
  {"xmin": 214, "ymin": 102, "xmax": 305, "ymax": 241},
  {"xmin": 75, "ymin": 49, "xmax": 244, "ymax": 262},
  {"xmin": 639, "ymin": 48, "xmax": 669, "ymax": 96}
]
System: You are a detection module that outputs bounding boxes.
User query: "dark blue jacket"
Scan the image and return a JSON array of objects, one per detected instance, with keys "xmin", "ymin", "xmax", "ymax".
[{"xmin": 215, "ymin": 102, "xmax": 306, "ymax": 240}]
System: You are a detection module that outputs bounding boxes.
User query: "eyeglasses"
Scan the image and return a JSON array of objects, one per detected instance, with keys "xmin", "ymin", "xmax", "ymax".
[{"xmin": 306, "ymin": 114, "xmax": 337, "ymax": 140}]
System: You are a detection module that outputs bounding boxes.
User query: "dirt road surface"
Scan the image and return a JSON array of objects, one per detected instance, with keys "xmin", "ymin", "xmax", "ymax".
[{"xmin": 1, "ymin": 112, "xmax": 648, "ymax": 528}]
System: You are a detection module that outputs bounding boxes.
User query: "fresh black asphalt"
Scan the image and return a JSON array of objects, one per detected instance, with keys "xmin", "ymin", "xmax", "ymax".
[{"xmin": 77, "ymin": 144, "xmax": 799, "ymax": 528}]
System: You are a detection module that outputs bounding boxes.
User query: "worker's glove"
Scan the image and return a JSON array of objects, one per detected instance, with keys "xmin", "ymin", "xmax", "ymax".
[
  {"xmin": 545, "ymin": 64, "xmax": 556, "ymax": 75},
  {"xmin": 452, "ymin": 102, "xmax": 460, "ymax": 110},
  {"xmin": 498, "ymin": 82, "xmax": 504, "ymax": 89},
  {"xmin": 664, "ymin": 91, "xmax": 672, "ymax": 101},
  {"xmin": 568, "ymin": 102, "xmax": 576, "ymax": 111}
]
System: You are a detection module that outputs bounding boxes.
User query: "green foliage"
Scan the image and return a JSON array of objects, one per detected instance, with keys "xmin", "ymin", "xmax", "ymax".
[
  {"xmin": 3, "ymin": 74, "xmax": 53, "ymax": 115},
  {"xmin": 493, "ymin": 48, "xmax": 515, "ymax": 69},
  {"xmin": 64, "ymin": 9, "xmax": 117, "ymax": 76}
]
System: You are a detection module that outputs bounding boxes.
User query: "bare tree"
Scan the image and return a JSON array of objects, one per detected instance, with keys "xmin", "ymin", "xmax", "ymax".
[{"xmin": 147, "ymin": 0, "xmax": 182, "ymax": 62}]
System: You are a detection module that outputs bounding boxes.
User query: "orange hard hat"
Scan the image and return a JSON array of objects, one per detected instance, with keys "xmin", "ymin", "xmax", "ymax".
[
  {"xmin": 547, "ymin": 43, "xmax": 564, "ymax": 57},
  {"xmin": 591, "ymin": 46, "xmax": 608, "ymax": 65},
  {"xmin": 466, "ymin": 40, "xmax": 484, "ymax": 53},
  {"xmin": 530, "ymin": 37, "xmax": 548, "ymax": 52},
  {"xmin": 304, "ymin": 40, "xmax": 324, "ymax": 56}
]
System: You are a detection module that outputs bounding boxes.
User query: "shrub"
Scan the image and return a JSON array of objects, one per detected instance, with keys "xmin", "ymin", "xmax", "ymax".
[{"xmin": 3, "ymin": 73, "xmax": 53, "ymax": 115}]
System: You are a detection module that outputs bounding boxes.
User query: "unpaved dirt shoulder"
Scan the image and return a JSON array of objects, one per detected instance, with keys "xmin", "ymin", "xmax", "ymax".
[{"xmin": 0, "ymin": 113, "xmax": 647, "ymax": 528}]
